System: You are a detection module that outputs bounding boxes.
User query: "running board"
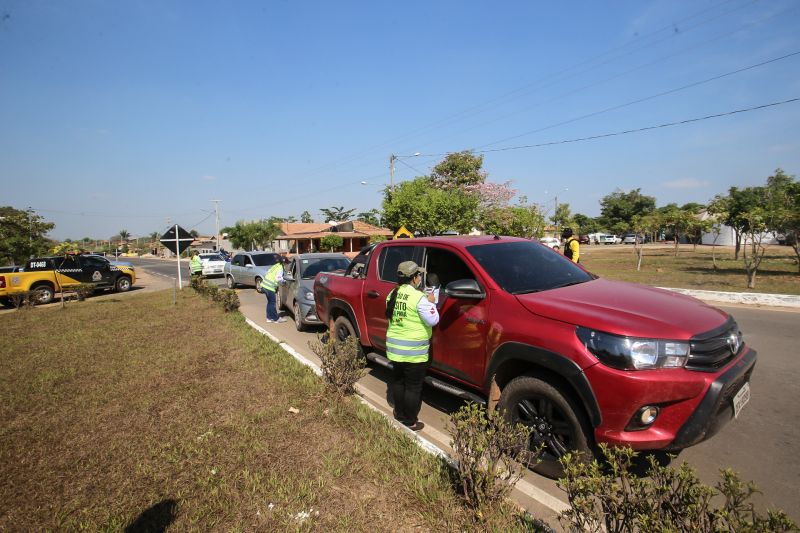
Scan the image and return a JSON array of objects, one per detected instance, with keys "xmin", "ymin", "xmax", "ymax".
[{"xmin": 365, "ymin": 352, "xmax": 486, "ymax": 405}]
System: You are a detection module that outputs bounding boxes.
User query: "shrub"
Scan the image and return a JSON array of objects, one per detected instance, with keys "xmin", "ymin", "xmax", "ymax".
[
  {"xmin": 308, "ymin": 333, "xmax": 365, "ymax": 396},
  {"xmin": 190, "ymin": 279, "xmax": 239, "ymax": 312},
  {"xmin": 9, "ymin": 291, "xmax": 35, "ymax": 310},
  {"xmin": 558, "ymin": 444, "xmax": 798, "ymax": 533},
  {"xmin": 449, "ymin": 402, "xmax": 536, "ymax": 516}
]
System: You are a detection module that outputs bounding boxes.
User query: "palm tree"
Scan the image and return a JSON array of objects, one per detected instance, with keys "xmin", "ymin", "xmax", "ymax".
[{"xmin": 119, "ymin": 229, "xmax": 130, "ymax": 242}]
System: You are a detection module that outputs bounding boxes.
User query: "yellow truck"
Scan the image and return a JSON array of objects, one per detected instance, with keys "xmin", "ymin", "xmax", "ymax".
[{"xmin": 0, "ymin": 254, "xmax": 136, "ymax": 306}]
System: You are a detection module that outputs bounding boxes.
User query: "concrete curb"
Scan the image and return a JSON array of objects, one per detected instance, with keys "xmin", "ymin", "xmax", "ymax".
[{"xmin": 660, "ymin": 287, "xmax": 800, "ymax": 308}]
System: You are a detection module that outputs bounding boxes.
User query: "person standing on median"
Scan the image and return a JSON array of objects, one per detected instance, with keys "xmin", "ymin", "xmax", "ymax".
[
  {"xmin": 385, "ymin": 261, "xmax": 439, "ymax": 431},
  {"xmin": 562, "ymin": 228, "xmax": 580, "ymax": 263},
  {"xmin": 260, "ymin": 257, "xmax": 289, "ymax": 323},
  {"xmin": 190, "ymin": 250, "xmax": 203, "ymax": 279}
]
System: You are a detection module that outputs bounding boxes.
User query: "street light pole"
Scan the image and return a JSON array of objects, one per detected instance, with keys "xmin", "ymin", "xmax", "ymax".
[
  {"xmin": 389, "ymin": 154, "xmax": 396, "ymax": 190},
  {"xmin": 211, "ymin": 199, "xmax": 221, "ymax": 252}
]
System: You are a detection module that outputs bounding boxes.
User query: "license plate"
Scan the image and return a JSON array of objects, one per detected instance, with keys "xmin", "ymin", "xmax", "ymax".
[{"xmin": 732, "ymin": 382, "xmax": 751, "ymax": 418}]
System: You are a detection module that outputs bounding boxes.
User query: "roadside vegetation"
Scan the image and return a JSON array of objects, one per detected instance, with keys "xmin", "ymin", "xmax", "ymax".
[{"xmin": 0, "ymin": 291, "xmax": 536, "ymax": 531}]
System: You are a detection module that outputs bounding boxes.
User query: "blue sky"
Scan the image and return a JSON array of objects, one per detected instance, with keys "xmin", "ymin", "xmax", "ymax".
[{"xmin": 1, "ymin": 0, "xmax": 798, "ymax": 240}]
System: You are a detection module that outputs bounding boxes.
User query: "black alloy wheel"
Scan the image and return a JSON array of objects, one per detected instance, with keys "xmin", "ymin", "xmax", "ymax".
[{"xmin": 498, "ymin": 375, "xmax": 592, "ymax": 478}]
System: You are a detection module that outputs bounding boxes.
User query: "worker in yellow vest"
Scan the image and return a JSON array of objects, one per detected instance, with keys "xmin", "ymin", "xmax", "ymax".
[
  {"xmin": 260, "ymin": 257, "xmax": 288, "ymax": 323},
  {"xmin": 385, "ymin": 261, "xmax": 439, "ymax": 431},
  {"xmin": 190, "ymin": 250, "xmax": 203, "ymax": 278}
]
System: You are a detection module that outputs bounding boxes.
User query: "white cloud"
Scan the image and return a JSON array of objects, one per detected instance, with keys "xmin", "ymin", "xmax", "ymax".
[
  {"xmin": 202, "ymin": 175, "xmax": 217, "ymax": 181},
  {"xmin": 663, "ymin": 178, "xmax": 710, "ymax": 189}
]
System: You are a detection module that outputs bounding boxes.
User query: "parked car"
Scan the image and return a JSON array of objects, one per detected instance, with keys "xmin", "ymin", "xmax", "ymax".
[
  {"xmin": 587, "ymin": 233, "xmax": 606, "ymax": 244},
  {"xmin": 198, "ymin": 253, "xmax": 226, "ymax": 277},
  {"xmin": 538, "ymin": 237, "xmax": 560, "ymax": 250},
  {"xmin": 313, "ymin": 236, "xmax": 756, "ymax": 478},
  {"xmin": 224, "ymin": 251, "xmax": 282, "ymax": 292},
  {"xmin": 601, "ymin": 234, "xmax": 622, "ymax": 244},
  {"xmin": 622, "ymin": 234, "xmax": 643, "ymax": 245},
  {"xmin": 578, "ymin": 235, "xmax": 590, "ymax": 245},
  {"xmin": 278, "ymin": 253, "xmax": 351, "ymax": 331}
]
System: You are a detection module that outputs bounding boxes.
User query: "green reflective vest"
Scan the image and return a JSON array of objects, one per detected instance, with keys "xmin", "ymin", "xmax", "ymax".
[
  {"xmin": 260, "ymin": 263, "xmax": 282, "ymax": 292},
  {"xmin": 190, "ymin": 255, "xmax": 203, "ymax": 273},
  {"xmin": 385, "ymin": 284, "xmax": 431, "ymax": 363}
]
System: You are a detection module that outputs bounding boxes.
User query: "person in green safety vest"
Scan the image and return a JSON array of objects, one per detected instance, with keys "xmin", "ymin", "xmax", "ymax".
[
  {"xmin": 190, "ymin": 250, "xmax": 203, "ymax": 278},
  {"xmin": 385, "ymin": 260, "xmax": 440, "ymax": 431},
  {"xmin": 260, "ymin": 256, "xmax": 289, "ymax": 323}
]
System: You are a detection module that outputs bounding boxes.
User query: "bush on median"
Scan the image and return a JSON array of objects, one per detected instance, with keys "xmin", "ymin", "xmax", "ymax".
[
  {"xmin": 308, "ymin": 333, "xmax": 366, "ymax": 396},
  {"xmin": 557, "ymin": 444, "xmax": 798, "ymax": 533},
  {"xmin": 190, "ymin": 278, "xmax": 240, "ymax": 312}
]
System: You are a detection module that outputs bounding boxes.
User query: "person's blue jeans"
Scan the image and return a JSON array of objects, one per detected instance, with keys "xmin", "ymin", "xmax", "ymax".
[{"xmin": 264, "ymin": 289, "xmax": 279, "ymax": 321}]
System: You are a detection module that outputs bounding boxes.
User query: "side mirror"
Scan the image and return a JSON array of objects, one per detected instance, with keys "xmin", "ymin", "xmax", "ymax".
[
  {"xmin": 444, "ymin": 279, "xmax": 485, "ymax": 300},
  {"xmin": 246, "ymin": 264, "xmax": 253, "ymax": 268}
]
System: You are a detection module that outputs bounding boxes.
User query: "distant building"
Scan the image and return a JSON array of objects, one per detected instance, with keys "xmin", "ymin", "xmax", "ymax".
[{"xmin": 275, "ymin": 221, "xmax": 392, "ymax": 255}]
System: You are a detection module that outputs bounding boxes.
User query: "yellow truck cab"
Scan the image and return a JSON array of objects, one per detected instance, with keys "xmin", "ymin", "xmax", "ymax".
[{"xmin": 0, "ymin": 254, "xmax": 136, "ymax": 306}]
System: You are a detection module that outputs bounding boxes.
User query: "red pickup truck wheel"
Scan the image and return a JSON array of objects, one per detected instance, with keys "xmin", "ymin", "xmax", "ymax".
[
  {"xmin": 333, "ymin": 315, "xmax": 357, "ymax": 343},
  {"xmin": 498, "ymin": 375, "xmax": 592, "ymax": 478}
]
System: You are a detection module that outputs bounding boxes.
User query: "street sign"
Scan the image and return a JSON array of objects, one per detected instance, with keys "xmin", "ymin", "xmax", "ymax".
[
  {"xmin": 394, "ymin": 225, "xmax": 414, "ymax": 239},
  {"xmin": 160, "ymin": 225, "xmax": 194, "ymax": 255}
]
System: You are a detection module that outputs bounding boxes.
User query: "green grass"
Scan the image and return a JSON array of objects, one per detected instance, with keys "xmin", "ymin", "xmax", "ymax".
[
  {"xmin": 580, "ymin": 244, "xmax": 799, "ymax": 295},
  {"xmin": 0, "ymin": 291, "xmax": 537, "ymax": 531}
]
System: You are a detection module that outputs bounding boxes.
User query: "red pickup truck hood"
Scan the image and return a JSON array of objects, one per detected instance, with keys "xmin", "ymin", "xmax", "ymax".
[{"xmin": 514, "ymin": 279, "xmax": 728, "ymax": 339}]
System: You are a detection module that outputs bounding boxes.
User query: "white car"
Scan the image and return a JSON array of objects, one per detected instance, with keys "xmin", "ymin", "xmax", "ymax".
[
  {"xmin": 538, "ymin": 237, "xmax": 561, "ymax": 250},
  {"xmin": 199, "ymin": 253, "xmax": 227, "ymax": 277},
  {"xmin": 601, "ymin": 235, "xmax": 622, "ymax": 245}
]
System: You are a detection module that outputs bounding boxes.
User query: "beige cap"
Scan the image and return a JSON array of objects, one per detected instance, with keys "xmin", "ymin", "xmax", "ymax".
[{"xmin": 397, "ymin": 260, "xmax": 425, "ymax": 277}]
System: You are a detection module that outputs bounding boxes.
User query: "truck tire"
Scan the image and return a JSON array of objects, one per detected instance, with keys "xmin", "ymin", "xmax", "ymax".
[
  {"xmin": 254, "ymin": 277, "xmax": 263, "ymax": 293},
  {"xmin": 333, "ymin": 315, "xmax": 359, "ymax": 342},
  {"xmin": 0, "ymin": 296, "xmax": 13, "ymax": 308},
  {"xmin": 115, "ymin": 275, "xmax": 132, "ymax": 293},
  {"xmin": 226, "ymin": 275, "xmax": 236, "ymax": 289},
  {"xmin": 497, "ymin": 375, "xmax": 593, "ymax": 479},
  {"xmin": 332, "ymin": 315, "xmax": 364, "ymax": 357},
  {"xmin": 31, "ymin": 283, "xmax": 55, "ymax": 305}
]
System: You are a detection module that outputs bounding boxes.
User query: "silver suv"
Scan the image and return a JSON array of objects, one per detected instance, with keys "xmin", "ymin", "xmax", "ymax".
[
  {"xmin": 224, "ymin": 251, "xmax": 282, "ymax": 292},
  {"xmin": 278, "ymin": 253, "xmax": 350, "ymax": 331}
]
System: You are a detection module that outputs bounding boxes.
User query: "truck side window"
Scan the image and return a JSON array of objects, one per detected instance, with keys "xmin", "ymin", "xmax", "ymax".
[
  {"xmin": 377, "ymin": 246, "xmax": 423, "ymax": 283},
  {"xmin": 424, "ymin": 247, "xmax": 477, "ymax": 288}
]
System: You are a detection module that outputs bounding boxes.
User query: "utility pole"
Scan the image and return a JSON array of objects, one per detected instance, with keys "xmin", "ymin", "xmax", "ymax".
[
  {"xmin": 389, "ymin": 154, "xmax": 396, "ymax": 190},
  {"xmin": 211, "ymin": 200, "xmax": 221, "ymax": 252},
  {"xmin": 27, "ymin": 206, "xmax": 34, "ymax": 259}
]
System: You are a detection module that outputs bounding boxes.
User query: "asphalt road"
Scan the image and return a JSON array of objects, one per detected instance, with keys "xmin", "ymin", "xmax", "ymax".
[{"xmin": 128, "ymin": 257, "xmax": 800, "ymax": 516}]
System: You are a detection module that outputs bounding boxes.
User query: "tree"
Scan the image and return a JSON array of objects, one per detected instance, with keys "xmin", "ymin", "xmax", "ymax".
[
  {"xmin": 221, "ymin": 219, "xmax": 280, "ymax": 250},
  {"xmin": 430, "ymin": 151, "xmax": 486, "ymax": 190},
  {"xmin": 551, "ymin": 202, "xmax": 573, "ymax": 235},
  {"xmin": 657, "ymin": 204, "xmax": 696, "ymax": 257},
  {"xmin": 320, "ymin": 234, "xmax": 343, "ymax": 252},
  {"xmin": 118, "ymin": 229, "xmax": 130, "ymax": 242},
  {"xmin": 382, "ymin": 177, "xmax": 479, "ymax": 235},
  {"xmin": 599, "ymin": 189, "xmax": 656, "ymax": 234},
  {"xmin": 765, "ymin": 169, "xmax": 800, "ymax": 272},
  {"xmin": 630, "ymin": 213, "xmax": 661, "ymax": 271},
  {"xmin": 357, "ymin": 209, "xmax": 382, "ymax": 227},
  {"xmin": 189, "ymin": 229, "xmax": 200, "ymax": 238},
  {"xmin": 320, "ymin": 206, "xmax": 356, "ymax": 223},
  {"xmin": 0, "ymin": 207, "xmax": 55, "ymax": 265},
  {"xmin": 300, "ymin": 210, "xmax": 313, "ymax": 223},
  {"xmin": 481, "ymin": 198, "xmax": 546, "ymax": 238},
  {"xmin": 709, "ymin": 187, "xmax": 763, "ymax": 260},
  {"xmin": 51, "ymin": 241, "xmax": 81, "ymax": 254},
  {"xmin": 572, "ymin": 213, "xmax": 600, "ymax": 236}
]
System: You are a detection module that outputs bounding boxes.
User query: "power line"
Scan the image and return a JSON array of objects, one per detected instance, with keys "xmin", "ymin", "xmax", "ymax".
[
  {"xmin": 473, "ymin": 49, "xmax": 800, "ymax": 151},
  {"xmin": 468, "ymin": 97, "xmax": 799, "ymax": 155}
]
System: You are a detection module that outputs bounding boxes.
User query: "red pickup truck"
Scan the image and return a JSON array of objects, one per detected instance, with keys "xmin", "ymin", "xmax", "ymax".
[{"xmin": 314, "ymin": 236, "xmax": 756, "ymax": 477}]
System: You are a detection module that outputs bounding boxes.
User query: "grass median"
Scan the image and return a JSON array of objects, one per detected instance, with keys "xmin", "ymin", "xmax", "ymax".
[
  {"xmin": 0, "ymin": 290, "xmax": 534, "ymax": 531},
  {"xmin": 580, "ymin": 244, "xmax": 799, "ymax": 295}
]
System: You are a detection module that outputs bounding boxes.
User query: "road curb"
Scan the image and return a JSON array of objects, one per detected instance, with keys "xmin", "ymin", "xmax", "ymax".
[{"xmin": 660, "ymin": 287, "xmax": 800, "ymax": 308}]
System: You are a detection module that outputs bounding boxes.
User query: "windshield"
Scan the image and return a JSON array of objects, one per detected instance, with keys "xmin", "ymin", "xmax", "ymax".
[
  {"xmin": 466, "ymin": 241, "xmax": 595, "ymax": 294},
  {"xmin": 251, "ymin": 253, "xmax": 281, "ymax": 267},
  {"xmin": 300, "ymin": 257, "xmax": 351, "ymax": 279},
  {"xmin": 200, "ymin": 254, "xmax": 223, "ymax": 261}
]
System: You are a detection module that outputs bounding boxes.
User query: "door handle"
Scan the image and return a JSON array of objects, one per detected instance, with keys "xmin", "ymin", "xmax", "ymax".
[{"xmin": 367, "ymin": 290, "xmax": 379, "ymax": 298}]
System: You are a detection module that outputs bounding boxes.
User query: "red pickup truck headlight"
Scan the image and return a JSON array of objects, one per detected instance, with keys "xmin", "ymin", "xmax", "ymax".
[{"xmin": 577, "ymin": 327, "xmax": 689, "ymax": 370}]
